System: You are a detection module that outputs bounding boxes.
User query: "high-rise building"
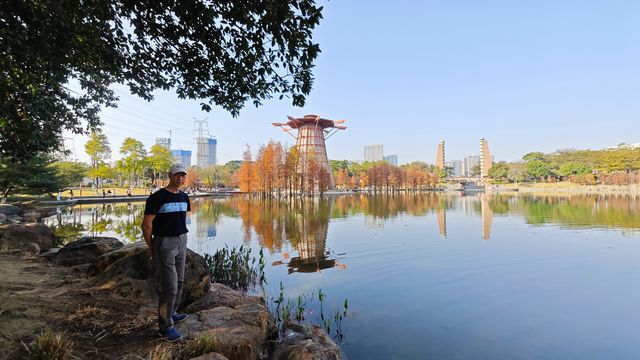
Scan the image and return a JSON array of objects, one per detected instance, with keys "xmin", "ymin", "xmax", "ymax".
[
  {"xmin": 451, "ymin": 160, "xmax": 463, "ymax": 177},
  {"xmin": 435, "ymin": 140, "xmax": 445, "ymax": 169},
  {"xmin": 464, "ymin": 155, "xmax": 481, "ymax": 177},
  {"xmin": 171, "ymin": 149, "xmax": 192, "ymax": 169},
  {"xmin": 193, "ymin": 119, "xmax": 217, "ymax": 168},
  {"xmin": 480, "ymin": 138, "xmax": 492, "ymax": 179},
  {"xmin": 156, "ymin": 137, "xmax": 171, "ymax": 150},
  {"xmin": 364, "ymin": 144, "xmax": 383, "ymax": 162},
  {"xmin": 383, "ymin": 154, "xmax": 398, "ymax": 166},
  {"xmin": 207, "ymin": 138, "xmax": 217, "ymax": 166},
  {"xmin": 195, "ymin": 137, "xmax": 217, "ymax": 167}
]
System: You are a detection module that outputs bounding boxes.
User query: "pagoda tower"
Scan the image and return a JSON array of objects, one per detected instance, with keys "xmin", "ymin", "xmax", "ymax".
[
  {"xmin": 273, "ymin": 115, "xmax": 346, "ymax": 190},
  {"xmin": 435, "ymin": 140, "xmax": 445, "ymax": 169},
  {"xmin": 480, "ymin": 138, "xmax": 492, "ymax": 179}
]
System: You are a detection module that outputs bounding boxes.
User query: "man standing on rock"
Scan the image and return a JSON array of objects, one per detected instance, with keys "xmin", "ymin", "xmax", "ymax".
[{"xmin": 141, "ymin": 163, "xmax": 191, "ymax": 342}]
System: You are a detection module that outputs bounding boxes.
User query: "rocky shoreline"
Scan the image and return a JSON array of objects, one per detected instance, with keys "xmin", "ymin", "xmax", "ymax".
[{"xmin": 0, "ymin": 203, "xmax": 343, "ymax": 360}]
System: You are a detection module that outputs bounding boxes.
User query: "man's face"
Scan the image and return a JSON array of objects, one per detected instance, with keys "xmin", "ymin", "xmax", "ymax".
[{"xmin": 169, "ymin": 172, "xmax": 187, "ymax": 188}]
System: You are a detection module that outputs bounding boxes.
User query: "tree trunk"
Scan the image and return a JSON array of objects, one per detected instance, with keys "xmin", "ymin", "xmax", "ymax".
[{"xmin": 1, "ymin": 186, "xmax": 12, "ymax": 203}]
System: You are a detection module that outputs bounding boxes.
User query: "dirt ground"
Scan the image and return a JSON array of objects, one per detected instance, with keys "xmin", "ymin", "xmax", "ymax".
[{"xmin": 0, "ymin": 254, "xmax": 183, "ymax": 359}]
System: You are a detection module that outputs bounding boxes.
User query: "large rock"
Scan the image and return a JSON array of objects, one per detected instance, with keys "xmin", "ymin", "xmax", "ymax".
[
  {"xmin": 185, "ymin": 283, "xmax": 264, "ymax": 313},
  {"xmin": 21, "ymin": 210, "xmax": 43, "ymax": 222},
  {"xmin": 1, "ymin": 215, "xmax": 23, "ymax": 225},
  {"xmin": 0, "ymin": 204, "xmax": 22, "ymax": 216},
  {"xmin": 0, "ymin": 223, "xmax": 54, "ymax": 252},
  {"xmin": 53, "ymin": 236, "xmax": 124, "ymax": 266},
  {"xmin": 178, "ymin": 300, "xmax": 274, "ymax": 360},
  {"xmin": 89, "ymin": 241, "xmax": 211, "ymax": 308},
  {"xmin": 272, "ymin": 324, "xmax": 343, "ymax": 360}
]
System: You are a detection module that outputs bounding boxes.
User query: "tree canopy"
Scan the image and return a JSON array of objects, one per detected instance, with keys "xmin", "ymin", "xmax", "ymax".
[
  {"xmin": 1, "ymin": 1, "xmax": 323, "ymax": 162},
  {"xmin": 0, "ymin": 155, "xmax": 61, "ymax": 198}
]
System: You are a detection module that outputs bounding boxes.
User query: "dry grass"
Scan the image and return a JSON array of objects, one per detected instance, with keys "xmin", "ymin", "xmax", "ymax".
[
  {"xmin": 111, "ymin": 313, "xmax": 156, "ymax": 335},
  {"xmin": 181, "ymin": 333, "xmax": 221, "ymax": 359},
  {"xmin": 66, "ymin": 305, "xmax": 155, "ymax": 337},
  {"xmin": 25, "ymin": 329, "xmax": 75, "ymax": 360},
  {"xmin": 147, "ymin": 344, "xmax": 175, "ymax": 360},
  {"xmin": 96, "ymin": 280, "xmax": 118, "ymax": 290},
  {"xmin": 68, "ymin": 305, "xmax": 109, "ymax": 322}
]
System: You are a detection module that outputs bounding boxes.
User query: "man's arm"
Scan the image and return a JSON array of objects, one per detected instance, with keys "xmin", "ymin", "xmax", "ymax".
[{"xmin": 142, "ymin": 214, "xmax": 155, "ymax": 258}]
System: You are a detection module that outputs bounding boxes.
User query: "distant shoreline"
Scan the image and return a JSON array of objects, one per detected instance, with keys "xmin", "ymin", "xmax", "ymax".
[{"xmin": 502, "ymin": 183, "xmax": 640, "ymax": 195}]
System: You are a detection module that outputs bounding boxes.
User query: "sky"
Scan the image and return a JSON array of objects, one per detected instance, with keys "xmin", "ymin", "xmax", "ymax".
[{"xmin": 65, "ymin": 0, "xmax": 640, "ymax": 166}]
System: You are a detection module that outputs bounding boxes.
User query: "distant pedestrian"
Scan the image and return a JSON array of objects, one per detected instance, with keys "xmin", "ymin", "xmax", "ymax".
[
  {"xmin": 102, "ymin": 189, "xmax": 106, "ymax": 198},
  {"xmin": 141, "ymin": 164, "xmax": 191, "ymax": 342},
  {"xmin": 127, "ymin": 188, "xmax": 132, "ymax": 197},
  {"xmin": 69, "ymin": 189, "xmax": 74, "ymax": 199}
]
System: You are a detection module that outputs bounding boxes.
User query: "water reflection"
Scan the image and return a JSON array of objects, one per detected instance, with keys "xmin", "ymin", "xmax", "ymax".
[
  {"xmin": 437, "ymin": 208, "xmax": 447, "ymax": 239},
  {"xmin": 481, "ymin": 194, "xmax": 493, "ymax": 240},
  {"xmin": 230, "ymin": 197, "xmax": 346, "ymax": 274},
  {"xmin": 44, "ymin": 193, "xmax": 640, "ymax": 248},
  {"xmin": 43, "ymin": 202, "xmax": 146, "ymax": 244}
]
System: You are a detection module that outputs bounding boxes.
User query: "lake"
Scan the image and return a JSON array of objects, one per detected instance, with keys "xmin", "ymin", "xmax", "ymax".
[{"xmin": 45, "ymin": 193, "xmax": 640, "ymax": 359}]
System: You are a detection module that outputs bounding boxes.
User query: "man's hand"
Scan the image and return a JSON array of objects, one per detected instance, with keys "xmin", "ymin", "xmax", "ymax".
[{"xmin": 142, "ymin": 214, "xmax": 155, "ymax": 260}]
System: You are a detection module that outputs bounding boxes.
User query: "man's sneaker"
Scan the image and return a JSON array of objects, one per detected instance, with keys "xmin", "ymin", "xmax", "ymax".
[
  {"xmin": 172, "ymin": 313, "xmax": 189, "ymax": 323},
  {"xmin": 157, "ymin": 327, "xmax": 183, "ymax": 342}
]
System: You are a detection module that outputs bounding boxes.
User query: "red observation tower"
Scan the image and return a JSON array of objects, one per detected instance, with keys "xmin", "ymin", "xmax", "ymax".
[{"xmin": 273, "ymin": 115, "xmax": 346, "ymax": 189}]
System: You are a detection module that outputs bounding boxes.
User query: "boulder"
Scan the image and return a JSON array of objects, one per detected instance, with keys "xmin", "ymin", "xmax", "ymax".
[
  {"xmin": 0, "ymin": 214, "xmax": 22, "ymax": 225},
  {"xmin": 88, "ymin": 242, "xmax": 151, "ymax": 277},
  {"xmin": 90, "ymin": 241, "xmax": 211, "ymax": 308},
  {"xmin": 53, "ymin": 236, "xmax": 124, "ymax": 266},
  {"xmin": 0, "ymin": 204, "xmax": 22, "ymax": 216},
  {"xmin": 0, "ymin": 223, "xmax": 54, "ymax": 252},
  {"xmin": 185, "ymin": 283, "xmax": 264, "ymax": 313},
  {"xmin": 39, "ymin": 247, "xmax": 60, "ymax": 260},
  {"xmin": 19, "ymin": 242, "xmax": 41, "ymax": 256},
  {"xmin": 272, "ymin": 324, "xmax": 343, "ymax": 360},
  {"xmin": 178, "ymin": 300, "xmax": 274, "ymax": 360},
  {"xmin": 21, "ymin": 210, "xmax": 43, "ymax": 222}
]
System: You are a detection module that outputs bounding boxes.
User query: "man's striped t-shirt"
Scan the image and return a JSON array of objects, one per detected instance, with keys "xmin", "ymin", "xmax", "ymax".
[{"xmin": 144, "ymin": 188, "xmax": 191, "ymax": 237}]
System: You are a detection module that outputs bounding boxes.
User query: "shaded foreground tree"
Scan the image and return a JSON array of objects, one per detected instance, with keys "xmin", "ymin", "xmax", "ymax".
[
  {"xmin": 1, "ymin": 1, "xmax": 324, "ymax": 162},
  {"xmin": 0, "ymin": 155, "xmax": 61, "ymax": 200}
]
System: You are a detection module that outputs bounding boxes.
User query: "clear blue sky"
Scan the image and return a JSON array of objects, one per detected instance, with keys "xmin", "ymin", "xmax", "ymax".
[{"xmin": 66, "ymin": 0, "xmax": 640, "ymax": 165}]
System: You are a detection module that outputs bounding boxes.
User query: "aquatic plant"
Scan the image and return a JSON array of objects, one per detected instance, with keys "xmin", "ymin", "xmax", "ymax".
[
  {"xmin": 270, "ymin": 285, "xmax": 350, "ymax": 342},
  {"xmin": 203, "ymin": 245, "xmax": 265, "ymax": 292}
]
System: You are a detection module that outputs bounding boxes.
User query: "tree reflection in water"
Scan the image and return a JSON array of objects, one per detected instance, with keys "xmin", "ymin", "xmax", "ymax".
[
  {"xmin": 43, "ymin": 193, "xmax": 640, "ymax": 250},
  {"xmin": 230, "ymin": 196, "xmax": 347, "ymax": 274}
]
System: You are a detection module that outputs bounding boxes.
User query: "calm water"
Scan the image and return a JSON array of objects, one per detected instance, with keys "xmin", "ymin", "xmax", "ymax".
[{"xmin": 45, "ymin": 193, "xmax": 640, "ymax": 359}]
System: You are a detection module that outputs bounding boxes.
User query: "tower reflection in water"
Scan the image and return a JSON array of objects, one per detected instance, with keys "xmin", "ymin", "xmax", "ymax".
[
  {"xmin": 441, "ymin": 193, "xmax": 494, "ymax": 240},
  {"xmin": 273, "ymin": 197, "xmax": 347, "ymax": 274},
  {"xmin": 481, "ymin": 194, "xmax": 493, "ymax": 240}
]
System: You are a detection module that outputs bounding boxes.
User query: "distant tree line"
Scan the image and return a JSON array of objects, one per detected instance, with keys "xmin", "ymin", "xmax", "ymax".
[
  {"xmin": 487, "ymin": 147, "xmax": 640, "ymax": 185},
  {"xmin": 332, "ymin": 160, "xmax": 441, "ymax": 192},
  {"xmin": 5, "ymin": 139, "xmax": 640, "ymax": 200}
]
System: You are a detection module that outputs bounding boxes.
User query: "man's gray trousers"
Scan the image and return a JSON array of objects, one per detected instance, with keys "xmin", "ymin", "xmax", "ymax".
[{"xmin": 153, "ymin": 233, "xmax": 188, "ymax": 331}]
